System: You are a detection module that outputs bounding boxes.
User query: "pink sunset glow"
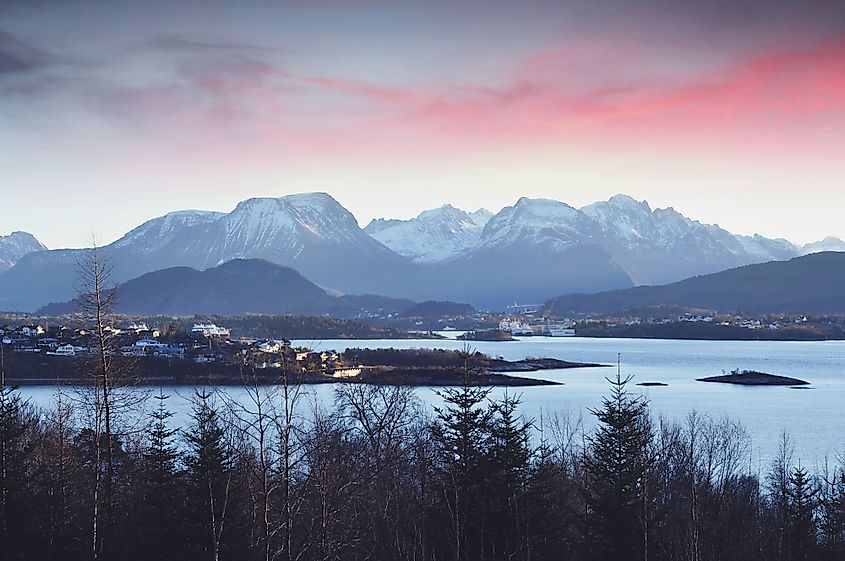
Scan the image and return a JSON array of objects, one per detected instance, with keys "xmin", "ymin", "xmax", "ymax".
[{"xmin": 1, "ymin": 0, "xmax": 844, "ymax": 248}]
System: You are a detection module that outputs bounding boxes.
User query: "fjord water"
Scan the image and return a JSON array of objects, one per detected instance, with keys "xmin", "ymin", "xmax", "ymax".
[
  {"xmin": 17, "ymin": 335, "xmax": 845, "ymax": 468},
  {"xmin": 298, "ymin": 334, "xmax": 845, "ymax": 468}
]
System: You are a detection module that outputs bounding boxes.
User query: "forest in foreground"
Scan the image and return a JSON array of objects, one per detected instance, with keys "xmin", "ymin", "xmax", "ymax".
[{"xmin": 1, "ymin": 368, "xmax": 844, "ymax": 561}]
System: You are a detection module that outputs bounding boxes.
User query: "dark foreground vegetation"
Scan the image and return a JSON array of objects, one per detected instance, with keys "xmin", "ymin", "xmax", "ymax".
[{"xmin": 2, "ymin": 370, "xmax": 845, "ymax": 561}]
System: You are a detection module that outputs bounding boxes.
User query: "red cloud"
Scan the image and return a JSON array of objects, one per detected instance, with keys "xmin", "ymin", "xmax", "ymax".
[
  {"xmin": 95, "ymin": 33, "xmax": 845, "ymax": 167},
  {"xmin": 284, "ymin": 33, "xmax": 845, "ymax": 145}
]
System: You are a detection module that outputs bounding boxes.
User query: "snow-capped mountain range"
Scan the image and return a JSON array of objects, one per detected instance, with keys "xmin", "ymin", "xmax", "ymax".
[
  {"xmin": 365, "ymin": 205, "xmax": 493, "ymax": 263},
  {"xmin": 0, "ymin": 232, "xmax": 46, "ymax": 273},
  {"xmin": 799, "ymin": 236, "xmax": 845, "ymax": 255},
  {"xmin": 0, "ymin": 192, "xmax": 842, "ymax": 311},
  {"xmin": 366, "ymin": 194, "xmax": 836, "ymax": 286}
]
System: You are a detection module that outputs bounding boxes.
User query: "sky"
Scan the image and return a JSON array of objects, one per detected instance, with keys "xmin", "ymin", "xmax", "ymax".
[{"xmin": 1, "ymin": 0, "xmax": 844, "ymax": 249}]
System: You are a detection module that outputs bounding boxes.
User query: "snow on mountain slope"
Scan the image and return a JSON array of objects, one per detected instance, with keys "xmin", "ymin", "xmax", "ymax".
[
  {"xmin": 581, "ymin": 195, "xmax": 802, "ymax": 268},
  {"xmin": 435, "ymin": 197, "xmax": 632, "ymax": 308},
  {"xmin": 145, "ymin": 192, "xmax": 420, "ymax": 300},
  {"xmin": 480, "ymin": 197, "xmax": 600, "ymax": 250},
  {"xmin": 469, "ymin": 208, "xmax": 493, "ymax": 227},
  {"xmin": 370, "ymin": 193, "xmax": 818, "ymax": 292},
  {"xmin": 165, "ymin": 192, "xmax": 391, "ymax": 269},
  {"xmin": 736, "ymin": 234, "xmax": 798, "ymax": 262},
  {"xmin": 579, "ymin": 194, "xmax": 805, "ymax": 284},
  {"xmin": 582, "ymin": 194, "xmax": 743, "ymax": 254},
  {"xmin": 0, "ymin": 231, "xmax": 47, "ymax": 272},
  {"xmin": 111, "ymin": 210, "xmax": 225, "ymax": 253},
  {"xmin": 365, "ymin": 204, "xmax": 492, "ymax": 263},
  {"xmin": 800, "ymin": 236, "xmax": 845, "ymax": 255}
]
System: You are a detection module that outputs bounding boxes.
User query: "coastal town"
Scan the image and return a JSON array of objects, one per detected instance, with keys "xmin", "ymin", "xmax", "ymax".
[
  {"xmin": 2, "ymin": 304, "xmax": 844, "ymax": 373},
  {"xmin": 0, "ymin": 318, "xmax": 595, "ymax": 386},
  {"xmin": 0, "ymin": 320, "xmax": 359, "ymax": 378}
]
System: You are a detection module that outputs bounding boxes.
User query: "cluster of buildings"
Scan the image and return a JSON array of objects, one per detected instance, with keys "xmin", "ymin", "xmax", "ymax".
[
  {"xmin": 574, "ymin": 312, "xmax": 825, "ymax": 332},
  {"xmin": 0, "ymin": 320, "xmax": 360, "ymax": 377},
  {"xmin": 2, "ymin": 324, "xmax": 84, "ymax": 356}
]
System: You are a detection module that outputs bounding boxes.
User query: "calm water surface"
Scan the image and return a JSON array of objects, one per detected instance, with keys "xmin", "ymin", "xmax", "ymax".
[{"xmin": 17, "ymin": 335, "xmax": 845, "ymax": 468}]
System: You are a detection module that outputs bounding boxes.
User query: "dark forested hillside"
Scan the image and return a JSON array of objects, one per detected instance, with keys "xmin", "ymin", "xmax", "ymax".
[
  {"xmin": 37, "ymin": 259, "xmax": 416, "ymax": 318},
  {"xmin": 545, "ymin": 252, "xmax": 845, "ymax": 317},
  {"xmin": 400, "ymin": 300, "xmax": 477, "ymax": 317}
]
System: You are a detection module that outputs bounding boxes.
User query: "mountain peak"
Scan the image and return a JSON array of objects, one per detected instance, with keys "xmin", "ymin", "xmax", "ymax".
[
  {"xmin": 511, "ymin": 197, "xmax": 578, "ymax": 216},
  {"xmin": 480, "ymin": 197, "xmax": 591, "ymax": 252},
  {"xmin": 469, "ymin": 208, "xmax": 493, "ymax": 227},
  {"xmin": 820, "ymin": 235, "xmax": 844, "ymax": 244},
  {"xmin": 366, "ymin": 203, "xmax": 488, "ymax": 264},
  {"xmin": 417, "ymin": 204, "xmax": 464, "ymax": 220},
  {"xmin": 112, "ymin": 209, "xmax": 225, "ymax": 251},
  {"xmin": 0, "ymin": 230, "xmax": 47, "ymax": 273},
  {"xmin": 231, "ymin": 196, "xmax": 280, "ymax": 211},
  {"xmin": 279, "ymin": 191, "xmax": 339, "ymax": 210},
  {"xmin": 224, "ymin": 192, "xmax": 366, "ymax": 250},
  {"xmin": 607, "ymin": 193, "xmax": 652, "ymax": 213},
  {"xmin": 8, "ymin": 230, "xmax": 40, "ymax": 240},
  {"xmin": 801, "ymin": 236, "xmax": 845, "ymax": 255}
]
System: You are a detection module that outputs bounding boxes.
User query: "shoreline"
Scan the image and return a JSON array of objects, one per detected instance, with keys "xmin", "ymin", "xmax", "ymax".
[
  {"xmin": 3, "ymin": 371, "xmax": 562, "ymax": 388},
  {"xmin": 2, "ymin": 354, "xmax": 594, "ymax": 388}
]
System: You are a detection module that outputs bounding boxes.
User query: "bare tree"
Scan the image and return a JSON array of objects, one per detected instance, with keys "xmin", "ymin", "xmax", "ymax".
[
  {"xmin": 272, "ymin": 351, "xmax": 309, "ymax": 561},
  {"xmin": 225, "ymin": 363, "xmax": 279, "ymax": 561},
  {"xmin": 75, "ymin": 243, "xmax": 144, "ymax": 560},
  {"xmin": 335, "ymin": 383, "xmax": 422, "ymax": 560},
  {"xmin": 42, "ymin": 388, "xmax": 78, "ymax": 559},
  {"xmin": 224, "ymin": 346, "xmax": 311, "ymax": 561},
  {"xmin": 76, "ymin": 244, "xmax": 119, "ymax": 560}
]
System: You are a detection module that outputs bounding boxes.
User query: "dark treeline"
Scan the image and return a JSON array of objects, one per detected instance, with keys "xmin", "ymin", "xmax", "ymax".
[
  {"xmin": 343, "ymin": 347, "xmax": 488, "ymax": 368},
  {"xmin": 1, "ymin": 365, "xmax": 845, "ymax": 561}
]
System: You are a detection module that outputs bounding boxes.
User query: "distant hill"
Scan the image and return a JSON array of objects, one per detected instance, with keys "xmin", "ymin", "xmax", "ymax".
[
  {"xmin": 38, "ymin": 259, "xmax": 414, "ymax": 317},
  {"xmin": 544, "ymin": 252, "xmax": 845, "ymax": 317},
  {"xmin": 400, "ymin": 300, "xmax": 477, "ymax": 318},
  {"xmin": 333, "ymin": 294, "xmax": 416, "ymax": 317}
]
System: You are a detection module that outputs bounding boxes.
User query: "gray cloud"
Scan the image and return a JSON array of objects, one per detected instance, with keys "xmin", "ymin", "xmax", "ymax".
[
  {"xmin": 146, "ymin": 33, "xmax": 277, "ymax": 54},
  {"xmin": 0, "ymin": 30, "xmax": 57, "ymax": 75}
]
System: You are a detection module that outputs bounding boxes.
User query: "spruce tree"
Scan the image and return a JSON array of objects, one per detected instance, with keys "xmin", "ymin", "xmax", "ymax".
[
  {"xmin": 183, "ymin": 391, "xmax": 233, "ymax": 561},
  {"xmin": 0, "ymin": 385, "xmax": 36, "ymax": 557},
  {"xmin": 431, "ymin": 353, "xmax": 493, "ymax": 561},
  {"xmin": 586, "ymin": 368, "xmax": 653, "ymax": 561},
  {"xmin": 133, "ymin": 391, "xmax": 183, "ymax": 561},
  {"xmin": 818, "ymin": 468, "xmax": 845, "ymax": 558},
  {"xmin": 786, "ymin": 465, "xmax": 818, "ymax": 561},
  {"xmin": 486, "ymin": 393, "xmax": 532, "ymax": 560}
]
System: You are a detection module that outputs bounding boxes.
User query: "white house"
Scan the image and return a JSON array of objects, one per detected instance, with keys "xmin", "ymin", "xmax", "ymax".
[
  {"xmin": 48, "ymin": 344, "xmax": 77, "ymax": 357},
  {"xmin": 191, "ymin": 323, "xmax": 231, "ymax": 338},
  {"xmin": 21, "ymin": 325, "xmax": 45, "ymax": 337},
  {"xmin": 37, "ymin": 338, "xmax": 60, "ymax": 350},
  {"xmin": 331, "ymin": 367, "xmax": 362, "ymax": 379},
  {"xmin": 257, "ymin": 341, "xmax": 283, "ymax": 354},
  {"xmin": 135, "ymin": 338, "xmax": 168, "ymax": 350}
]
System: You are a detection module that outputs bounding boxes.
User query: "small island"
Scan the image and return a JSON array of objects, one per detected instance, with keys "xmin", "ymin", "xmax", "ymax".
[
  {"xmin": 637, "ymin": 382, "xmax": 668, "ymax": 387},
  {"xmin": 697, "ymin": 369, "xmax": 809, "ymax": 386},
  {"xmin": 457, "ymin": 329, "xmax": 514, "ymax": 342}
]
